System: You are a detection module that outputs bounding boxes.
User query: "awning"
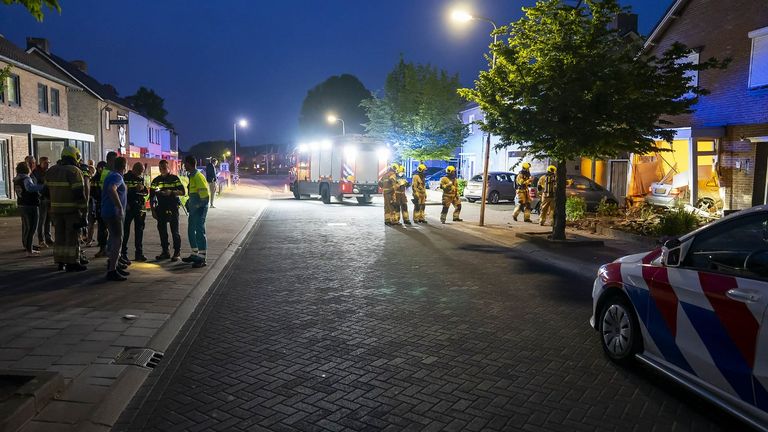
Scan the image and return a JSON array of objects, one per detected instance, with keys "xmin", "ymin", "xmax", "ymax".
[{"xmin": 0, "ymin": 124, "xmax": 95, "ymax": 142}]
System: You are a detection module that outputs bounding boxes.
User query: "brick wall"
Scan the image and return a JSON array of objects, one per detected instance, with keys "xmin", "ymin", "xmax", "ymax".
[
  {"xmin": 647, "ymin": 0, "xmax": 768, "ymax": 127},
  {"xmin": 718, "ymin": 124, "xmax": 768, "ymax": 210},
  {"xmin": 0, "ymin": 60, "xmax": 69, "ymax": 130}
]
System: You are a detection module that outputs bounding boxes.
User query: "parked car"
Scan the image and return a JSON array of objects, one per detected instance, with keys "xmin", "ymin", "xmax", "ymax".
[
  {"xmin": 645, "ymin": 172, "xmax": 723, "ymax": 213},
  {"xmin": 591, "ymin": 205, "xmax": 768, "ymax": 430},
  {"xmin": 521, "ymin": 173, "xmax": 619, "ymax": 212},
  {"xmin": 464, "ymin": 171, "xmax": 517, "ymax": 204}
]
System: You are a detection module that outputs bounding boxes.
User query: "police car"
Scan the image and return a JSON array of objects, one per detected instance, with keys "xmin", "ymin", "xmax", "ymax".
[{"xmin": 591, "ymin": 205, "xmax": 768, "ymax": 430}]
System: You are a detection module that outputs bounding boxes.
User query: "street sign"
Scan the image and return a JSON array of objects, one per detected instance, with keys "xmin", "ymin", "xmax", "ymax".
[{"xmin": 110, "ymin": 119, "xmax": 129, "ymax": 125}]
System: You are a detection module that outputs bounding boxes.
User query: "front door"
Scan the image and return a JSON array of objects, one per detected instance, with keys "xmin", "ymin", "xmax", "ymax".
[
  {"xmin": 753, "ymin": 142, "xmax": 768, "ymax": 207},
  {"xmin": 609, "ymin": 160, "xmax": 628, "ymax": 202}
]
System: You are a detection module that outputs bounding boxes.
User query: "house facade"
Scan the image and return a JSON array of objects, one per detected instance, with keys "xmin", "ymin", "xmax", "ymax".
[
  {"xmin": 0, "ymin": 36, "xmax": 94, "ymax": 200},
  {"xmin": 639, "ymin": 0, "xmax": 768, "ymax": 211}
]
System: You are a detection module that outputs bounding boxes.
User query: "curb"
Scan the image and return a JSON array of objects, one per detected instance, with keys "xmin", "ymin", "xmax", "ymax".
[
  {"xmin": 79, "ymin": 203, "xmax": 267, "ymax": 431},
  {"xmin": 515, "ymin": 231, "xmax": 605, "ymax": 247}
]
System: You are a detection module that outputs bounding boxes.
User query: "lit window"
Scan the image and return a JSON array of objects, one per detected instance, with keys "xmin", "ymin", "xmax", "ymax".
[
  {"xmin": 468, "ymin": 114, "xmax": 476, "ymax": 134},
  {"xmin": 749, "ymin": 26, "xmax": 768, "ymax": 88}
]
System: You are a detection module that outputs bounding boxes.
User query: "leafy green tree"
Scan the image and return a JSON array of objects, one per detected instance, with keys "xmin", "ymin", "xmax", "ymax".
[
  {"xmin": 363, "ymin": 59, "xmax": 468, "ymax": 161},
  {"xmin": 2, "ymin": 0, "xmax": 60, "ymax": 21},
  {"xmin": 186, "ymin": 140, "xmax": 234, "ymax": 162},
  {"xmin": 299, "ymin": 74, "xmax": 371, "ymax": 137},
  {"xmin": 126, "ymin": 86, "xmax": 173, "ymax": 127},
  {"xmin": 459, "ymin": 0, "xmax": 727, "ymax": 240},
  {"xmin": 0, "ymin": 64, "xmax": 11, "ymax": 94}
]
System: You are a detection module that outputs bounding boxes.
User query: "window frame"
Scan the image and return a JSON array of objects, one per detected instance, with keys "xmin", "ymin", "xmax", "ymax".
[
  {"xmin": 748, "ymin": 26, "xmax": 768, "ymax": 89},
  {"xmin": 37, "ymin": 83, "xmax": 49, "ymax": 113},
  {"xmin": 50, "ymin": 88, "xmax": 60, "ymax": 116},
  {"xmin": 7, "ymin": 74, "xmax": 20, "ymax": 107}
]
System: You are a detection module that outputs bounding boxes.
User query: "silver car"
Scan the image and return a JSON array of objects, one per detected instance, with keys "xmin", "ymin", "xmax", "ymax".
[
  {"xmin": 464, "ymin": 171, "xmax": 517, "ymax": 204},
  {"xmin": 523, "ymin": 173, "xmax": 620, "ymax": 212}
]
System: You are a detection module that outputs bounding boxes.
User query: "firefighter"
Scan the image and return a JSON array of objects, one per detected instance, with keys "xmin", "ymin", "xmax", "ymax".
[
  {"xmin": 537, "ymin": 165, "xmax": 557, "ymax": 226},
  {"xmin": 412, "ymin": 164, "xmax": 427, "ymax": 223},
  {"xmin": 122, "ymin": 162, "xmax": 148, "ymax": 262},
  {"xmin": 46, "ymin": 146, "xmax": 88, "ymax": 272},
  {"xmin": 378, "ymin": 163, "xmax": 398, "ymax": 226},
  {"xmin": 150, "ymin": 159, "xmax": 185, "ymax": 261},
  {"xmin": 394, "ymin": 165, "xmax": 411, "ymax": 225},
  {"xmin": 512, "ymin": 162, "xmax": 533, "ymax": 223},
  {"xmin": 439, "ymin": 166, "xmax": 462, "ymax": 224}
]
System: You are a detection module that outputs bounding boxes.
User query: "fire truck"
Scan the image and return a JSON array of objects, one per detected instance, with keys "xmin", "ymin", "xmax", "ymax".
[{"xmin": 290, "ymin": 134, "xmax": 389, "ymax": 205}]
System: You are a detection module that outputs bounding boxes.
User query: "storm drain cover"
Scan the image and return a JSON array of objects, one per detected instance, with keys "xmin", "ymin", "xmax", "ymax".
[{"xmin": 114, "ymin": 348, "xmax": 164, "ymax": 369}]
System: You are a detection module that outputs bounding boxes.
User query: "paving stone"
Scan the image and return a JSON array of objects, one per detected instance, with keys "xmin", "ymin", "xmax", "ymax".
[
  {"xmin": 11, "ymin": 355, "xmax": 59, "ymax": 370},
  {"xmin": 112, "ymin": 336, "xmax": 151, "ymax": 347},
  {"xmin": 54, "ymin": 352, "xmax": 99, "ymax": 365},
  {"xmin": 0, "ymin": 348, "xmax": 28, "ymax": 361},
  {"xmin": 83, "ymin": 331, "xmax": 122, "ymax": 342},
  {"xmin": 35, "ymin": 400, "xmax": 93, "ymax": 424}
]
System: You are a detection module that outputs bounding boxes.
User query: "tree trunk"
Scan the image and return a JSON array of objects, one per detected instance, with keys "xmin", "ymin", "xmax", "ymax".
[{"xmin": 551, "ymin": 160, "xmax": 568, "ymax": 241}]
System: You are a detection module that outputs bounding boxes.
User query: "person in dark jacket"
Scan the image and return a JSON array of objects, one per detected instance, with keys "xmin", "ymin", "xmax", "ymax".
[
  {"xmin": 14, "ymin": 162, "xmax": 44, "ymax": 257},
  {"xmin": 205, "ymin": 158, "xmax": 218, "ymax": 208},
  {"xmin": 32, "ymin": 156, "xmax": 53, "ymax": 247},
  {"xmin": 121, "ymin": 162, "xmax": 148, "ymax": 262}
]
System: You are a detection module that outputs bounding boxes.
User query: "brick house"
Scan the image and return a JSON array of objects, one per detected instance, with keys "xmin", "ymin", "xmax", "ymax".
[
  {"xmin": 641, "ymin": 0, "xmax": 768, "ymax": 211},
  {"xmin": 0, "ymin": 36, "xmax": 94, "ymax": 201}
]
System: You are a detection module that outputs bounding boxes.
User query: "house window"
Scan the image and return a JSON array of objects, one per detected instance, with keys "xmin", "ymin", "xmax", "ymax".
[
  {"xmin": 6, "ymin": 74, "xmax": 20, "ymax": 107},
  {"xmin": 50, "ymin": 88, "xmax": 60, "ymax": 116},
  {"xmin": 749, "ymin": 26, "xmax": 768, "ymax": 88},
  {"xmin": 38, "ymin": 83, "xmax": 49, "ymax": 113},
  {"xmin": 468, "ymin": 114, "xmax": 476, "ymax": 134},
  {"xmin": 104, "ymin": 110, "xmax": 110, "ymax": 130}
]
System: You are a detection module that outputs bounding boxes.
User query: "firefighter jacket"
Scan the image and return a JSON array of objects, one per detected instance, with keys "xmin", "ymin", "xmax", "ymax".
[
  {"xmin": 537, "ymin": 172, "xmax": 557, "ymax": 198},
  {"xmin": 124, "ymin": 171, "xmax": 148, "ymax": 212},
  {"xmin": 412, "ymin": 173, "xmax": 426, "ymax": 197},
  {"xmin": 45, "ymin": 162, "xmax": 87, "ymax": 215},
  {"xmin": 516, "ymin": 169, "xmax": 532, "ymax": 190},
  {"xmin": 439, "ymin": 176, "xmax": 459, "ymax": 198},
  {"xmin": 378, "ymin": 171, "xmax": 397, "ymax": 195}
]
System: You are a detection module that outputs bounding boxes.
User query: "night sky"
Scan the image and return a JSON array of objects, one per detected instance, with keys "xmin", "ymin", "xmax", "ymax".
[{"xmin": 1, "ymin": 0, "xmax": 671, "ymax": 149}]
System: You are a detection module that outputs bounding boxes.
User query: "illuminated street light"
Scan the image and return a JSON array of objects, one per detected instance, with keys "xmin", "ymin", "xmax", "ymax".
[
  {"xmin": 451, "ymin": 8, "xmax": 498, "ymax": 227},
  {"xmin": 326, "ymin": 114, "xmax": 346, "ymax": 136},
  {"xmin": 233, "ymin": 118, "xmax": 248, "ymax": 184}
]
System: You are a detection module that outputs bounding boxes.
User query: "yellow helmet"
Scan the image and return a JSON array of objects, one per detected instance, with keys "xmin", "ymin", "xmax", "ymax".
[
  {"xmin": 548, "ymin": 165, "xmax": 556, "ymax": 173},
  {"xmin": 397, "ymin": 165, "xmax": 405, "ymax": 173},
  {"xmin": 390, "ymin": 163, "xmax": 399, "ymax": 171},
  {"xmin": 446, "ymin": 166, "xmax": 456, "ymax": 173},
  {"xmin": 61, "ymin": 146, "xmax": 82, "ymax": 163},
  {"xmin": 521, "ymin": 162, "xmax": 531, "ymax": 170},
  {"xmin": 417, "ymin": 164, "xmax": 427, "ymax": 172}
]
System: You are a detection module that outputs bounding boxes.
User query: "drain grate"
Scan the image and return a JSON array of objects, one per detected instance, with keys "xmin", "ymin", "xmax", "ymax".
[{"xmin": 114, "ymin": 348, "xmax": 164, "ymax": 369}]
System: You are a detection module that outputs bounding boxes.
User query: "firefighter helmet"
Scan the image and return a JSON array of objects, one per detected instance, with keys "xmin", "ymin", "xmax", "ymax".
[
  {"xmin": 397, "ymin": 165, "xmax": 405, "ymax": 173},
  {"xmin": 548, "ymin": 165, "xmax": 556, "ymax": 173},
  {"xmin": 446, "ymin": 166, "xmax": 456, "ymax": 173},
  {"xmin": 417, "ymin": 164, "xmax": 427, "ymax": 172},
  {"xmin": 61, "ymin": 146, "xmax": 82, "ymax": 163},
  {"xmin": 390, "ymin": 163, "xmax": 399, "ymax": 171},
  {"xmin": 521, "ymin": 162, "xmax": 531, "ymax": 170}
]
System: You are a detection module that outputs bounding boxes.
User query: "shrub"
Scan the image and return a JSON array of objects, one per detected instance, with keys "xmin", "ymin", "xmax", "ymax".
[
  {"xmin": 656, "ymin": 207, "xmax": 699, "ymax": 236},
  {"xmin": 565, "ymin": 195, "xmax": 587, "ymax": 221},
  {"xmin": 457, "ymin": 178, "xmax": 467, "ymax": 197},
  {"xmin": 597, "ymin": 196, "xmax": 620, "ymax": 217}
]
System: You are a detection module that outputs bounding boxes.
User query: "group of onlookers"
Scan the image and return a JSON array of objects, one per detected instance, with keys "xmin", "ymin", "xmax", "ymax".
[{"xmin": 13, "ymin": 147, "xmax": 212, "ymax": 282}]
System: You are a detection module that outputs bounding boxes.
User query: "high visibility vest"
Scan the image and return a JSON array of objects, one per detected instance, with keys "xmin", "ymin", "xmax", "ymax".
[
  {"xmin": 46, "ymin": 163, "xmax": 86, "ymax": 214},
  {"xmin": 187, "ymin": 170, "xmax": 210, "ymax": 200}
]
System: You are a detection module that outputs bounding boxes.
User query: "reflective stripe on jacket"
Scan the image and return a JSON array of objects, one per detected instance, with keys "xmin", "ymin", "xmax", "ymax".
[{"xmin": 46, "ymin": 164, "xmax": 86, "ymax": 214}]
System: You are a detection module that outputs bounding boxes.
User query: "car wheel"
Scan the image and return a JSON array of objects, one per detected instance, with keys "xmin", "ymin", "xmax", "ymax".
[
  {"xmin": 488, "ymin": 191, "xmax": 500, "ymax": 204},
  {"xmin": 467, "ymin": 198, "xmax": 477, "ymax": 203},
  {"xmin": 320, "ymin": 185, "xmax": 331, "ymax": 204},
  {"xmin": 599, "ymin": 294, "xmax": 642, "ymax": 364},
  {"xmin": 356, "ymin": 196, "xmax": 372, "ymax": 205},
  {"xmin": 696, "ymin": 197, "xmax": 716, "ymax": 212},
  {"xmin": 293, "ymin": 182, "xmax": 300, "ymax": 200}
]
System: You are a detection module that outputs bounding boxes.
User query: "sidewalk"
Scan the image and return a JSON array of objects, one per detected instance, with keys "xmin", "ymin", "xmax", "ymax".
[
  {"xmin": 421, "ymin": 200, "xmax": 657, "ymax": 280},
  {"xmin": 0, "ymin": 178, "xmax": 270, "ymax": 432}
]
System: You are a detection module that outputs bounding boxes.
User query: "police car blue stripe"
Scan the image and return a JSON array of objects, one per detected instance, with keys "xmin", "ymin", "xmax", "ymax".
[{"xmin": 681, "ymin": 303, "xmax": 754, "ymax": 403}]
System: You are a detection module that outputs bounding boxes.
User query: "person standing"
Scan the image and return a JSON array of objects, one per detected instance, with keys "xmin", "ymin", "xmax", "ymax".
[
  {"xmin": 95, "ymin": 151, "xmax": 117, "ymax": 259},
  {"xmin": 13, "ymin": 162, "xmax": 44, "ymax": 257},
  {"xmin": 206, "ymin": 158, "xmax": 218, "ymax": 208},
  {"xmin": 378, "ymin": 164, "xmax": 398, "ymax": 226},
  {"xmin": 537, "ymin": 165, "xmax": 557, "ymax": 226},
  {"xmin": 394, "ymin": 165, "xmax": 411, "ymax": 225},
  {"xmin": 439, "ymin": 166, "xmax": 462, "ymax": 224},
  {"xmin": 102, "ymin": 157, "xmax": 129, "ymax": 281},
  {"xmin": 32, "ymin": 157, "xmax": 53, "ymax": 248},
  {"xmin": 181, "ymin": 156, "xmax": 209, "ymax": 268},
  {"xmin": 412, "ymin": 164, "xmax": 428, "ymax": 223},
  {"xmin": 150, "ymin": 160, "xmax": 185, "ymax": 262},
  {"xmin": 512, "ymin": 162, "xmax": 533, "ymax": 223},
  {"xmin": 46, "ymin": 147, "xmax": 88, "ymax": 272},
  {"xmin": 86, "ymin": 161, "xmax": 106, "ymax": 246},
  {"xmin": 121, "ymin": 162, "xmax": 148, "ymax": 262}
]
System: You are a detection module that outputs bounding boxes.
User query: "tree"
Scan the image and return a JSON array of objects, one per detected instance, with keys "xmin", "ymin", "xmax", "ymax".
[
  {"xmin": 363, "ymin": 59, "xmax": 468, "ymax": 161},
  {"xmin": 2, "ymin": 0, "xmax": 60, "ymax": 21},
  {"xmin": 186, "ymin": 140, "xmax": 234, "ymax": 162},
  {"xmin": 126, "ymin": 87, "xmax": 173, "ymax": 127},
  {"xmin": 0, "ymin": 64, "xmax": 11, "ymax": 94},
  {"xmin": 298, "ymin": 74, "xmax": 371, "ymax": 137},
  {"xmin": 459, "ymin": 0, "xmax": 727, "ymax": 240}
]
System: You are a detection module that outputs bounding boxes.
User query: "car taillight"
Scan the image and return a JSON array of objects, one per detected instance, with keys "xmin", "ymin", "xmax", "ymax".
[{"xmin": 648, "ymin": 186, "xmax": 653, "ymax": 193}]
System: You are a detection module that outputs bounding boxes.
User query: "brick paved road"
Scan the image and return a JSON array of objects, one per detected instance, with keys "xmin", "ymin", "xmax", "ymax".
[{"xmin": 118, "ymin": 198, "xmax": 734, "ymax": 431}]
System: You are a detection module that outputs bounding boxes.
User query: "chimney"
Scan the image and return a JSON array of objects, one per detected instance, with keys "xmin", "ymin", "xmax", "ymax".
[
  {"xmin": 26, "ymin": 37, "xmax": 50, "ymax": 54},
  {"xmin": 610, "ymin": 13, "xmax": 638, "ymax": 37},
  {"xmin": 70, "ymin": 60, "xmax": 88, "ymax": 73}
]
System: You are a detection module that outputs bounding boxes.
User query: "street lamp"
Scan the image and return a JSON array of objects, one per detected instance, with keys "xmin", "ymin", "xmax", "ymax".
[
  {"xmin": 451, "ymin": 9, "xmax": 498, "ymax": 227},
  {"xmin": 233, "ymin": 119, "xmax": 247, "ymax": 184},
  {"xmin": 327, "ymin": 114, "xmax": 345, "ymax": 136}
]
